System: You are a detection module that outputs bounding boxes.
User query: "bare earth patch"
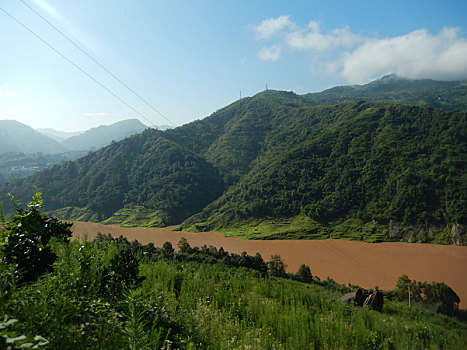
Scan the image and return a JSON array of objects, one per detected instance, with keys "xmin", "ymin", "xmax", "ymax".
[{"xmin": 73, "ymin": 221, "xmax": 467, "ymax": 308}]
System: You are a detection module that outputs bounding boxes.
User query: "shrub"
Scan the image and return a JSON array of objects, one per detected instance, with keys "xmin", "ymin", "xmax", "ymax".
[
  {"xmin": 0, "ymin": 191, "xmax": 72, "ymax": 284},
  {"xmin": 99, "ymin": 248, "xmax": 145, "ymax": 301}
]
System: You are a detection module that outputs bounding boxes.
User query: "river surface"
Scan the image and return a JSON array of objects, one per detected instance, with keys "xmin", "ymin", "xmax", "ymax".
[{"xmin": 73, "ymin": 221, "xmax": 467, "ymax": 308}]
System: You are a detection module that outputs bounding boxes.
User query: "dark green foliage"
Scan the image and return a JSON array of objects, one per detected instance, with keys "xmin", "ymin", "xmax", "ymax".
[
  {"xmin": 161, "ymin": 241, "xmax": 175, "ymax": 256},
  {"xmin": 394, "ymin": 275, "xmax": 461, "ymax": 315},
  {"xmin": 296, "ymin": 264, "xmax": 313, "ymax": 283},
  {"xmin": 268, "ymin": 254, "xmax": 287, "ymax": 277},
  {"xmin": 1, "ymin": 77, "xmax": 466, "ymax": 242},
  {"xmin": 99, "ymin": 249, "xmax": 145, "ymax": 301},
  {"xmin": 1, "ymin": 222, "xmax": 466, "ymax": 348},
  {"xmin": 0, "ymin": 316, "xmax": 49, "ymax": 349},
  {"xmin": 1, "ymin": 130, "xmax": 225, "ymax": 226},
  {"xmin": 191, "ymin": 101, "xmax": 466, "ymax": 243},
  {"xmin": 0, "ymin": 191, "xmax": 72, "ymax": 283}
]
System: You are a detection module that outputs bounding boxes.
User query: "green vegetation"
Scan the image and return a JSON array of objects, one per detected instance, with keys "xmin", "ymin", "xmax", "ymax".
[
  {"xmin": 1, "ymin": 199, "xmax": 466, "ymax": 349},
  {"xmin": 0, "ymin": 151, "xmax": 88, "ymax": 184},
  {"xmin": 303, "ymin": 74, "xmax": 467, "ymax": 111},
  {"xmin": 1, "ymin": 130, "xmax": 225, "ymax": 226},
  {"xmin": 181, "ymin": 101, "xmax": 466, "ymax": 244},
  {"xmin": 1, "ymin": 77, "xmax": 466, "ymax": 243}
]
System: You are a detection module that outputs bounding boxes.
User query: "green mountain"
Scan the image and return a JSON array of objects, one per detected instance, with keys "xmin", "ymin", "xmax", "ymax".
[
  {"xmin": 1, "ymin": 129, "xmax": 225, "ymax": 227},
  {"xmin": 1, "ymin": 76, "xmax": 466, "ymax": 243},
  {"xmin": 0, "ymin": 119, "xmax": 151, "ymax": 183},
  {"xmin": 304, "ymin": 74, "xmax": 467, "ymax": 110},
  {"xmin": 183, "ymin": 99, "xmax": 466, "ymax": 244},
  {"xmin": 0, "ymin": 120, "xmax": 64, "ymax": 154}
]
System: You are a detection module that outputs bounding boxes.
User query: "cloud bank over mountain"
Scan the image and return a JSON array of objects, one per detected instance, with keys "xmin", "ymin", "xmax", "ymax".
[{"xmin": 250, "ymin": 16, "xmax": 467, "ymax": 83}]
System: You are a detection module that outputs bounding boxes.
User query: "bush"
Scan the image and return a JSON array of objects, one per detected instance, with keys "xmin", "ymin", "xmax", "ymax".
[
  {"xmin": 268, "ymin": 254, "xmax": 287, "ymax": 277},
  {"xmin": 0, "ymin": 191, "xmax": 72, "ymax": 284},
  {"xmin": 99, "ymin": 248, "xmax": 145, "ymax": 301},
  {"xmin": 295, "ymin": 264, "xmax": 313, "ymax": 283}
]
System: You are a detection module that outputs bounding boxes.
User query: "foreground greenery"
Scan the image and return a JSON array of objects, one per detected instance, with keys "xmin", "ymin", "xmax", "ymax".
[
  {"xmin": 1, "ymin": 76, "xmax": 466, "ymax": 244},
  {"xmin": 1, "ymin": 197, "xmax": 466, "ymax": 349}
]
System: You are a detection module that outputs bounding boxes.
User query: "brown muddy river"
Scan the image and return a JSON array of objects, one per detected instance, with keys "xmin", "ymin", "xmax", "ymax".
[{"xmin": 73, "ymin": 221, "xmax": 467, "ymax": 308}]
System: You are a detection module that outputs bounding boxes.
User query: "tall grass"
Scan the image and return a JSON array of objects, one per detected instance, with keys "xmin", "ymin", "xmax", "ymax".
[{"xmin": 1, "ymin": 237, "xmax": 466, "ymax": 349}]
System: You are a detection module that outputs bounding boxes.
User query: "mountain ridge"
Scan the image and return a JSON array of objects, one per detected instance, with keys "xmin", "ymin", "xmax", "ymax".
[
  {"xmin": 1, "ymin": 76, "xmax": 466, "ymax": 244},
  {"xmin": 0, "ymin": 120, "xmax": 65, "ymax": 154}
]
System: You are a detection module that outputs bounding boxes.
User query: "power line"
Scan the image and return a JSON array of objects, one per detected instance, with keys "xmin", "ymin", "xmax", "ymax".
[
  {"xmin": 19, "ymin": 0, "xmax": 176, "ymax": 127},
  {"xmin": 0, "ymin": 5, "xmax": 173, "ymax": 128}
]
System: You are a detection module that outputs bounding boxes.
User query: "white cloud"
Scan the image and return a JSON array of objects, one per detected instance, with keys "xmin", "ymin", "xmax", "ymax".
[
  {"xmin": 287, "ymin": 22, "xmax": 362, "ymax": 51},
  {"xmin": 341, "ymin": 27, "xmax": 467, "ymax": 83},
  {"xmin": 85, "ymin": 112, "xmax": 108, "ymax": 117},
  {"xmin": 249, "ymin": 15, "xmax": 467, "ymax": 82},
  {"xmin": 0, "ymin": 87, "xmax": 18, "ymax": 99},
  {"xmin": 250, "ymin": 15, "xmax": 294, "ymax": 40},
  {"xmin": 258, "ymin": 45, "xmax": 281, "ymax": 61}
]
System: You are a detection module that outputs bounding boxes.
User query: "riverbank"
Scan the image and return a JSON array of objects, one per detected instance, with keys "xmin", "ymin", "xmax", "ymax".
[{"xmin": 72, "ymin": 221, "xmax": 467, "ymax": 308}]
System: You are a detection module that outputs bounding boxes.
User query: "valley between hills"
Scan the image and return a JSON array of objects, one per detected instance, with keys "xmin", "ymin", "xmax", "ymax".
[
  {"xmin": 1, "ymin": 75, "xmax": 467, "ymax": 349},
  {"xmin": 1, "ymin": 75, "xmax": 466, "ymax": 245}
]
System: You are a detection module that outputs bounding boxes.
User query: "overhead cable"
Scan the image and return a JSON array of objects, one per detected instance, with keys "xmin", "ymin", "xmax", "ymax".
[
  {"xmin": 1, "ymin": 5, "xmax": 173, "ymax": 128},
  {"xmin": 19, "ymin": 0, "xmax": 176, "ymax": 127}
]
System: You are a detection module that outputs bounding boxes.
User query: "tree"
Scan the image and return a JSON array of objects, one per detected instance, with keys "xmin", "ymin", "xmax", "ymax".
[
  {"xmin": 268, "ymin": 254, "xmax": 287, "ymax": 277},
  {"xmin": 99, "ymin": 248, "xmax": 145, "ymax": 301},
  {"xmin": 0, "ymin": 190, "xmax": 72, "ymax": 284},
  {"xmin": 162, "ymin": 241, "xmax": 175, "ymax": 256},
  {"xmin": 296, "ymin": 264, "xmax": 313, "ymax": 283},
  {"xmin": 177, "ymin": 237, "xmax": 191, "ymax": 254}
]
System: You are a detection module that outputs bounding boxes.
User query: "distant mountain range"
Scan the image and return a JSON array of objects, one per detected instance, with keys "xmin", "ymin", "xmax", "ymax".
[
  {"xmin": 0, "ymin": 119, "xmax": 150, "ymax": 155},
  {"xmin": 0, "ymin": 119, "xmax": 153, "ymax": 183},
  {"xmin": 61, "ymin": 119, "xmax": 148, "ymax": 151},
  {"xmin": 1, "ymin": 75, "xmax": 466, "ymax": 244},
  {"xmin": 0, "ymin": 120, "xmax": 65, "ymax": 154},
  {"xmin": 36, "ymin": 128, "xmax": 83, "ymax": 142}
]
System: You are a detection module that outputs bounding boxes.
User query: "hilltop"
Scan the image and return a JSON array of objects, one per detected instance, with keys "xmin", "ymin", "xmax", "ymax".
[
  {"xmin": 304, "ymin": 74, "xmax": 467, "ymax": 110},
  {"xmin": 61, "ymin": 119, "xmax": 148, "ymax": 151},
  {"xmin": 0, "ymin": 120, "xmax": 65, "ymax": 154},
  {"xmin": 1, "ymin": 76, "xmax": 466, "ymax": 244}
]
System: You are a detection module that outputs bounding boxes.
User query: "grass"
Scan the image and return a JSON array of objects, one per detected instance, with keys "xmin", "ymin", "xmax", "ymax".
[
  {"xmin": 102, "ymin": 206, "xmax": 168, "ymax": 227},
  {"xmin": 184, "ymin": 215, "xmax": 396, "ymax": 243},
  {"xmin": 1, "ymin": 234, "xmax": 467, "ymax": 349}
]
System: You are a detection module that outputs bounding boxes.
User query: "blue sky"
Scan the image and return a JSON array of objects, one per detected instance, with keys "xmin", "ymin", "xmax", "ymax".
[{"xmin": 1, "ymin": 0, "xmax": 466, "ymax": 131}]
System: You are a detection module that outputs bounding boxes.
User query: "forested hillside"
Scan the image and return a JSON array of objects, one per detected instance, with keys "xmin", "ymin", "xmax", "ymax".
[
  {"xmin": 1, "ymin": 77, "xmax": 466, "ymax": 243},
  {"xmin": 185, "ymin": 101, "xmax": 466, "ymax": 244},
  {"xmin": 2, "ymin": 130, "xmax": 225, "ymax": 227},
  {"xmin": 304, "ymin": 74, "xmax": 467, "ymax": 110}
]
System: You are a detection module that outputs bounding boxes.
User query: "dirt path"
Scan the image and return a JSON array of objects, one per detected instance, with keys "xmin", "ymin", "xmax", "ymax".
[{"xmin": 73, "ymin": 221, "xmax": 467, "ymax": 308}]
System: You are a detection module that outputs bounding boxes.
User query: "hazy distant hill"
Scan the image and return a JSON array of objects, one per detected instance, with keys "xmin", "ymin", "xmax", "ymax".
[
  {"xmin": 1, "ymin": 76, "xmax": 466, "ymax": 244},
  {"xmin": 37, "ymin": 128, "xmax": 83, "ymax": 142},
  {"xmin": 0, "ymin": 120, "xmax": 64, "ymax": 154},
  {"xmin": 62, "ymin": 119, "xmax": 147, "ymax": 151}
]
